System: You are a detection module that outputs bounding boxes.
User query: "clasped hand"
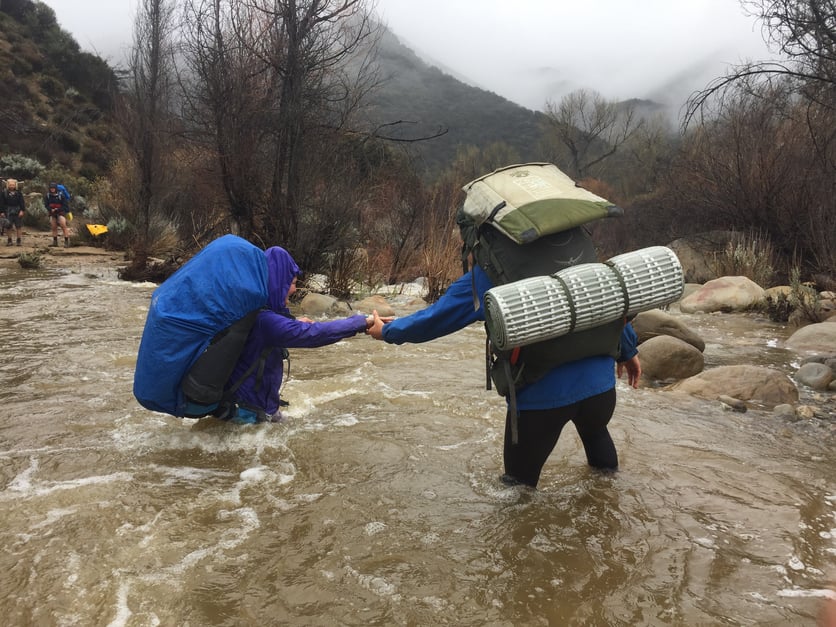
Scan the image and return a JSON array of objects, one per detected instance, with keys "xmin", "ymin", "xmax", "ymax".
[{"xmin": 365, "ymin": 310, "xmax": 392, "ymax": 340}]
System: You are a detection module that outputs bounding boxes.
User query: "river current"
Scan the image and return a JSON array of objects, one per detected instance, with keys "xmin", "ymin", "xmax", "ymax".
[{"xmin": 1, "ymin": 258, "xmax": 834, "ymax": 626}]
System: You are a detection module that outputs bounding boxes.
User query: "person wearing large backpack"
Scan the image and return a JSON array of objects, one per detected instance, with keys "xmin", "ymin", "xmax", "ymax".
[
  {"xmin": 367, "ymin": 255, "xmax": 641, "ymax": 488},
  {"xmin": 2, "ymin": 179, "xmax": 26, "ymax": 246},
  {"xmin": 366, "ymin": 162, "xmax": 647, "ymax": 489},
  {"xmin": 44, "ymin": 182, "xmax": 70, "ymax": 247},
  {"xmin": 215, "ymin": 245, "xmax": 391, "ymax": 424}
]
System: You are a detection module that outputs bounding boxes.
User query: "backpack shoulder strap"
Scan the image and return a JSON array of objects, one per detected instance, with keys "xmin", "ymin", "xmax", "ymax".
[{"xmin": 226, "ymin": 346, "xmax": 274, "ymax": 395}]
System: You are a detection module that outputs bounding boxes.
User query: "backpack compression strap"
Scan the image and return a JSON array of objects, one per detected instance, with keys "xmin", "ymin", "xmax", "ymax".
[{"xmin": 487, "ymin": 338, "xmax": 521, "ymax": 444}]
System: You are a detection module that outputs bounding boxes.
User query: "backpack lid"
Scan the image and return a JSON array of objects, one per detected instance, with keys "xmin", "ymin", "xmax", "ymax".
[{"xmin": 461, "ymin": 163, "xmax": 623, "ymax": 244}]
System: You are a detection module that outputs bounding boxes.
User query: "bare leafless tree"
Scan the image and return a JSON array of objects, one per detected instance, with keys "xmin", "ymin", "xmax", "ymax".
[
  {"xmin": 677, "ymin": 1, "xmax": 836, "ymax": 280},
  {"xmin": 686, "ymin": 0, "xmax": 836, "ymax": 125},
  {"xmin": 751, "ymin": 0, "xmax": 836, "ymax": 79},
  {"xmin": 122, "ymin": 0, "xmax": 177, "ymax": 267},
  {"xmin": 616, "ymin": 112, "xmax": 678, "ymax": 199},
  {"xmin": 672, "ymin": 77, "xmax": 836, "ymax": 279},
  {"xmin": 244, "ymin": 0, "xmax": 382, "ymax": 249},
  {"xmin": 178, "ymin": 0, "xmax": 382, "ymax": 260},
  {"xmin": 179, "ymin": 0, "xmax": 276, "ymax": 239},
  {"xmin": 542, "ymin": 89, "xmax": 644, "ymax": 179}
]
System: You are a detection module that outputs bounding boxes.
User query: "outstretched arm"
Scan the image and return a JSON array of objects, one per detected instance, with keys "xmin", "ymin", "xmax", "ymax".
[
  {"xmin": 260, "ymin": 312, "xmax": 367, "ymax": 348},
  {"xmin": 369, "ymin": 269, "xmax": 492, "ymax": 344}
]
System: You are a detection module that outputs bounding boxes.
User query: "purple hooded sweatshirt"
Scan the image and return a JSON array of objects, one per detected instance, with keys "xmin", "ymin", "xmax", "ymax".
[{"xmin": 226, "ymin": 246, "xmax": 367, "ymax": 416}]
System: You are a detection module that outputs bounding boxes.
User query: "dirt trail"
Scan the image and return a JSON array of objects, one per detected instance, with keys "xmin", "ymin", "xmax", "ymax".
[{"xmin": 0, "ymin": 227, "xmax": 121, "ymax": 269}]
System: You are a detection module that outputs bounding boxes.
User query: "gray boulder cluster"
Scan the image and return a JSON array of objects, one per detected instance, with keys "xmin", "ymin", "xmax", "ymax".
[{"xmin": 635, "ymin": 277, "xmax": 836, "ymax": 420}]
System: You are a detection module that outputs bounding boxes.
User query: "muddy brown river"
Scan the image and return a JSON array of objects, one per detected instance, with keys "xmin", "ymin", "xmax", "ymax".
[{"xmin": 1, "ymin": 257, "xmax": 835, "ymax": 626}]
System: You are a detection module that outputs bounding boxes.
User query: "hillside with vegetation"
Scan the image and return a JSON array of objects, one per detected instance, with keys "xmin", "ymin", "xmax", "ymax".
[
  {"xmin": 0, "ymin": 3, "xmax": 544, "ymax": 182},
  {"xmin": 0, "ymin": 0, "xmax": 120, "ymax": 185}
]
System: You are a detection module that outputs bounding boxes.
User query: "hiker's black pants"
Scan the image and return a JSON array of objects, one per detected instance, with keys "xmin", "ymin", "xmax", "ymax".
[{"xmin": 503, "ymin": 387, "xmax": 618, "ymax": 488}]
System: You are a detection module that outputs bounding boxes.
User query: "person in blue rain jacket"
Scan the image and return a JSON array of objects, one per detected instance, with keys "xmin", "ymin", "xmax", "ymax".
[{"xmin": 368, "ymin": 263, "xmax": 641, "ymax": 488}]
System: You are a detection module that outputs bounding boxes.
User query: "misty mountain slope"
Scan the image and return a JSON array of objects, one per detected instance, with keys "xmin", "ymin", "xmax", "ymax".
[{"xmin": 364, "ymin": 29, "xmax": 548, "ymax": 176}]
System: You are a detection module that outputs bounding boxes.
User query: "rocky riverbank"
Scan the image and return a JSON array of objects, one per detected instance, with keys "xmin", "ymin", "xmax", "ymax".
[{"xmin": 0, "ymin": 227, "xmax": 121, "ymax": 269}]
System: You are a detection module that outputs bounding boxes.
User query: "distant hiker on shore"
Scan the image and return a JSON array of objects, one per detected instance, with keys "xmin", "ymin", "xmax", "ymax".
[
  {"xmin": 2, "ymin": 179, "xmax": 26, "ymax": 247},
  {"xmin": 44, "ymin": 182, "xmax": 70, "ymax": 248}
]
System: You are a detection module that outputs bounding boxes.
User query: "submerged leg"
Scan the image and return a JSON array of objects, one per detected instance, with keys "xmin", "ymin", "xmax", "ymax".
[
  {"xmin": 572, "ymin": 388, "xmax": 618, "ymax": 470},
  {"xmin": 503, "ymin": 406, "xmax": 572, "ymax": 488}
]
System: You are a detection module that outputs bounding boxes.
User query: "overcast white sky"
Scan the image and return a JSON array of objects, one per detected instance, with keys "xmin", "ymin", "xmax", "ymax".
[{"xmin": 43, "ymin": 0, "xmax": 773, "ymax": 111}]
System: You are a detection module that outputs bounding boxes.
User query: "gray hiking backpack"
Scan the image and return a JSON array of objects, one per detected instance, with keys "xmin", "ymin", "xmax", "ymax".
[{"xmin": 457, "ymin": 163, "xmax": 626, "ymax": 402}]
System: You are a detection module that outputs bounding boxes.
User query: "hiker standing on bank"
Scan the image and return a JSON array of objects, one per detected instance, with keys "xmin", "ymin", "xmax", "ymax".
[
  {"xmin": 44, "ymin": 182, "xmax": 70, "ymax": 248},
  {"xmin": 2, "ymin": 179, "xmax": 26, "ymax": 246}
]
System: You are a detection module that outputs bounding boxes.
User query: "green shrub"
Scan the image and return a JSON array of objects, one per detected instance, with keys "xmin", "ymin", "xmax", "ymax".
[
  {"xmin": 38, "ymin": 75, "xmax": 63, "ymax": 100},
  {"xmin": 57, "ymin": 132, "xmax": 81, "ymax": 153},
  {"xmin": 71, "ymin": 195, "xmax": 89, "ymax": 214},
  {"xmin": 762, "ymin": 292, "xmax": 792, "ymax": 323},
  {"xmin": 23, "ymin": 202, "xmax": 50, "ymax": 230},
  {"xmin": 81, "ymin": 143, "xmax": 113, "ymax": 173},
  {"xmin": 761, "ymin": 267, "xmax": 825, "ymax": 324},
  {"xmin": 788, "ymin": 267, "xmax": 824, "ymax": 324},
  {"xmin": 0, "ymin": 153, "xmax": 45, "ymax": 180},
  {"xmin": 17, "ymin": 251, "xmax": 43, "ymax": 269},
  {"xmin": 11, "ymin": 56, "xmax": 33, "ymax": 76},
  {"xmin": 105, "ymin": 216, "xmax": 135, "ymax": 251}
]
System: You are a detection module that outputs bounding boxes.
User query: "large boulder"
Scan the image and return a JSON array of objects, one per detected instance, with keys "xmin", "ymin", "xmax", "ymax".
[
  {"xmin": 632, "ymin": 308, "xmax": 705, "ymax": 351},
  {"xmin": 765, "ymin": 285, "xmax": 792, "ymax": 299},
  {"xmin": 679, "ymin": 276, "xmax": 766, "ymax": 314},
  {"xmin": 299, "ymin": 292, "xmax": 351, "ymax": 316},
  {"xmin": 353, "ymin": 295, "xmax": 396, "ymax": 317},
  {"xmin": 785, "ymin": 322, "xmax": 836, "ymax": 354},
  {"xmin": 637, "ymin": 335, "xmax": 705, "ymax": 382},
  {"xmin": 668, "ymin": 231, "xmax": 738, "ymax": 283},
  {"xmin": 819, "ymin": 291, "xmax": 836, "ymax": 318},
  {"xmin": 794, "ymin": 363, "xmax": 833, "ymax": 391},
  {"xmin": 680, "ymin": 283, "xmax": 703, "ymax": 301},
  {"xmin": 666, "ymin": 365, "xmax": 799, "ymax": 407}
]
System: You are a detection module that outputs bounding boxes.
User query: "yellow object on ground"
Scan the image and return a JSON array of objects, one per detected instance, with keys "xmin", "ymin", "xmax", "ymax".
[
  {"xmin": 86, "ymin": 224, "xmax": 108, "ymax": 236},
  {"xmin": 67, "ymin": 212, "xmax": 73, "ymax": 221}
]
